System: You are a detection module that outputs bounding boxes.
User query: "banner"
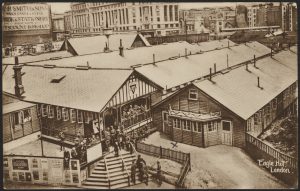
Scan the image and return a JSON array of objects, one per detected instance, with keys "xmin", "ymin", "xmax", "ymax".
[{"xmin": 2, "ymin": 4, "xmax": 51, "ymax": 31}]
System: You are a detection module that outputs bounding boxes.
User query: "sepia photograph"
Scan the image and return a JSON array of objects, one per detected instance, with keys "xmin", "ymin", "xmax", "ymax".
[{"xmin": 2, "ymin": 1, "xmax": 298, "ymax": 189}]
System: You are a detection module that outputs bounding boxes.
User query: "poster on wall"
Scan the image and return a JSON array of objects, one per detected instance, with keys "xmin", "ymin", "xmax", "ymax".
[
  {"xmin": 40, "ymin": 158, "xmax": 48, "ymax": 170},
  {"xmin": 49, "ymin": 159, "xmax": 63, "ymax": 184},
  {"xmin": 64, "ymin": 170, "xmax": 71, "ymax": 184},
  {"xmin": 32, "ymin": 158, "xmax": 39, "ymax": 169},
  {"xmin": 32, "ymin": 170, "xmax": 39, "ymax": 181},
  {"xmin": 72, "ymin": 173, "xmax": 79, "ymax": 184},
  {"xmin": 4, "ymin": 170, "xmax": 10, "ymax": 180},
  {"xmin": 12, "ymin": 172, "xmax": 18, "ymax": 181},
  {"xmin": 43, "ymin": 171, "xmax": 48, "ymax": 181},
  {"xmin": 25, "ymin": 172, "xmax": 32, "ymax": 182},
  {"xmin": 18, "ymin": 172, "xmax": 25, "ymax": 181},
  {"xmin": 71, "ymin": 160, "xmax": 78, "ymax": 171},
  {"xmin": 12, "ymin": 159, "xmax": 29, "ymax": 170}
]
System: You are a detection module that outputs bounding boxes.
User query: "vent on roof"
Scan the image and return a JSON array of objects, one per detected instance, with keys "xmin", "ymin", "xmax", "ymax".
[
  {"xmin": 50, "ymin": 56, "xmax": 62, "ymax": 60},
  {"xmin": 169, "ymin": 56, "xmax": 178, "ymax": 60},
  {"xmin": 51, "ymin": 74, "xmax": 66, "ymax": 83},
  {"xmin": 43, "ymin": 64, "xmax": 56, "ymax": 68},
  {"xmin": 76, "ymin": 65, "xmax": 90, "ymax": 70}
]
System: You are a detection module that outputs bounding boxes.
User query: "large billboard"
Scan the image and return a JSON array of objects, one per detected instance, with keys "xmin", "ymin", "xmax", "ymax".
[{"xmin": 2, "ymin": 3, "xmax": 51, "ymax": 32}]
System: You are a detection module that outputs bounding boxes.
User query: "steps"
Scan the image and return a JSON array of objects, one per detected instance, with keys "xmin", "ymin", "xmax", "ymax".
[{"xmin": 82, "ymin": 149, "xmax": 149, "ymax": 189}]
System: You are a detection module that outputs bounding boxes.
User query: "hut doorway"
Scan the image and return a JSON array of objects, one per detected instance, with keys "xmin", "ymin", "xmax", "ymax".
[{"xmin": 221, "ymin": 120, "xmax": 232, "ymax": 145}]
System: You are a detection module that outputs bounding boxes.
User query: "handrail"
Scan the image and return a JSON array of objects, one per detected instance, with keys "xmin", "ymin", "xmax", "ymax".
[
  {"xmin": 104, "ymin": 156, "xmax": 111, "ymax": 189},
  {"xmin": 245, "ymin": 133, "xmax": 297, "ymax": 169},
  {"xmin": 118, "ymin": 148, "xmax": 131, "ymax": 186},
  {"xmin": 176, "ymin": 153, "xmax": 191, "ymax": 188}
]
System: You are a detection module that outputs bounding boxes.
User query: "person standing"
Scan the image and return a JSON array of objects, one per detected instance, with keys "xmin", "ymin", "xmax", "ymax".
[
  {"xmin": 136, "ymin": 155, "xmax": 146, "ymax": 175},
  {"xmin": 142, "ymin": 163, "xmax": 149, "ymax": 186},
  {"xmin": 59, "ymin": 130, "xmax": 65, "ymax": 151},
  {"xmin": 114, "ymin": 142, "xmax": 119, "ymax": 157},
  {"xmin": 130, "ymin": 161, "xmax": 136, "ymax": 185},
  {"xmin": 71, "ymin": 147, "xmax": 78, "ymax": 159},
  {"xmin": 156, "ymin": 161, "xmax": 162, "ymax": 185}
]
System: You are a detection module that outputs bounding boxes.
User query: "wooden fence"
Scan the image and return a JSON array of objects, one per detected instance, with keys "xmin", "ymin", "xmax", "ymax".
[
  {"xmin": 245, "ymin": 133, "xmax": 298, "ymax": 186},
  {"xmin": 136, "ymin": 142, "xmax": 189, "ymax": 164},
  {"xmin": 135, "ymin": 141, "xmax": 191, "ymax": 188}
]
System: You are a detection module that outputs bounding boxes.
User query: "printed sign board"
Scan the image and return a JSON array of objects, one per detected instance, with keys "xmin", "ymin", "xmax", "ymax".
[
  {"xmin": 2, "ymin": 3, "xmax": 51, "ymax": 31},
  {"xmin": 12, "ymin": 159, "xmax": 29, "ymax": 170}
]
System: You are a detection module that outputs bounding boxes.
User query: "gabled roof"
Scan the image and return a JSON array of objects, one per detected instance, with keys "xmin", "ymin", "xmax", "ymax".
[
  {"xmin": 2, "ymin": 66, "xmax": 133, "ymax": 112},
  {"xmin": 193, "ymin": 50, "xmax": 297, "ymax": 120},
  {"xmin": 2, "ymin": 51, "xmax": 73, "ymax": 65},
  {"xmin": 136, "ymin": 41, "xmax": 271, "ymax": 89},
  {"xmin": 65, "ymin": 33, "xmax": 150, "ymax": 55},
  {"xmin": 6, "ymin": 40, "xmax": 236, "ymax": 70},
  {"xmin": 3, "ymin": 101, "xmax": 36, "ymax": 114}
]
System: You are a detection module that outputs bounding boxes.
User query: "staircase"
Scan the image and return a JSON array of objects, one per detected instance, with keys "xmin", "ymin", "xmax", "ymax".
[{"xmin": 82, "ymin": 150, "xmax": 146, "ymax": 189}]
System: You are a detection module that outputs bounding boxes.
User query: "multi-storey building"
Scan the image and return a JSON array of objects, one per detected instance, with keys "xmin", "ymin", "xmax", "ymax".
[
  {"xmin": 64, "ymin": 10, "xmax": 72, "ymax": 36},
  {"xmin": 281, "ymin": 2, "xmax": 297, "ymax": 32},
  {"xmin": 247, "ymin": 5, "xmax": 259, "ymax": 27},
  {"xmin": 179, "ymin": 7, "xmax": 236, "ymax": 34},
  {"xmin": 68, "ymin": 2, "xmax": 180, "ymax": 37}
]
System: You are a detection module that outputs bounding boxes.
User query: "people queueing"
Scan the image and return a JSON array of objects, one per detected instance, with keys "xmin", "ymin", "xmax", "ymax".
[
  {"xmin": 140, "ymin": 163, "xmax": 149, "ymax": 185},
  {"xmin": 156, "ymin": 161, "xmax": 162, "ymax": 185},
  {"xmin": 130, "ymin": 161, "xmax": 137, "ymax": 185},
  {"xmin": 59, "ymin": 130, "xmax": 65, "ymax": 151}
]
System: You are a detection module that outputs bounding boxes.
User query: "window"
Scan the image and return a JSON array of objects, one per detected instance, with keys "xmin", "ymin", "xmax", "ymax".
[
  {"xmin": 163, "ymin": 111, "xmax": 168, "ymax": 121},
  {"xmin": 157, "ymin": 17, "xmax": 160, "ymax": 22},
  {"xmin": 208, "ymin": 121, "xmax": 217, "ymax": 132},
  {"xmin": 186, "ymin": 121, "xmax": 191, "ymax": 131},
  {"xmin": 222, "ymin": 121, "xmax": 231, "ymax": 131},
  {"xmin": 56, "ymin": 107, "xmax": 61, "ymax": 120},
  {"xmin": 189, "ymin": 89, "xmax": 198, "ymax": 100},
  {"xmin": 181, "ymin": 120, "xmax": 186, "ymax": 130},
  {"xmin": 170, "ymin": 24, "xmax": 174, "ymax": 27},
  {"xmin": 41, "ymin": 104, "xmax": 47, "ymax": 117},
  {"xmin": 70, "ymin": 109, "xmax": 76, "ymax": 123},
  {"xmin": 62, "ymin": 108, "xmax": 69, "ymax": 121},
  {"xmin": 197, "ymin": 122, "xmax": 202, "ymax": 132},
  {"xmin": 157, "ymin": 24, "xmax": 161, "ymax": 28},
  {"xmin": 37, "ymin": 105, "xmax": 41, "ymax": 116},
  {"xmin": 77, "ymin": 110, "xmax": 83, "ymax": 124},
  {"xmin": 47, "ymin": 105, "xmax": 54, "ymax": 118},
  {"xmin": 165, "ymin": 24, "xmax": 168, "ymax": 28},
  {"xmin": 85, "ymin": 112, "xmax": 93, "ymax": 123}
]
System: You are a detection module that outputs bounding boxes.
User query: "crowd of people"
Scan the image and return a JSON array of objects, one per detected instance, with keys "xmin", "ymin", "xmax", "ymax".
[{"xmin": 121, "ymin": 104, "xmax": 149, "ymax": 127}]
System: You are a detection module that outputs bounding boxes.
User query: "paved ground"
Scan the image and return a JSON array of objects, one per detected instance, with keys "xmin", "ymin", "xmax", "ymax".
[
  {"xmin": 4, "ymin": 139, "xmax": 70, "ymax": 157},
  {"xmin": 142, "ymin": 132, "xmax": 289, "ymax": 189},
  {"xmin": 123, "ymin": 181, "xmax": 175, "ymax": 189}
]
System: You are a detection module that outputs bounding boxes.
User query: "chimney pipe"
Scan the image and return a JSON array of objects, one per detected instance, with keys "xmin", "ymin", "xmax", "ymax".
[
  {"xmin": 246, "ymin": 63, "xmax": 248, "ymax": 71},
  {"xmin": 257, "ymin": 77, "xmax": 260, "ymax": 88},
  {"xmin": 270, "ymin": 47, "xmax": 273, "ymax": 58},
  {"xmin": 119, "ymin": 39, "xmax": 124, "ymax": 57},
  {"xmin": 185, "ymin": 48, "xmax": 187, "ymax": 58},
  {"xmin": 209, "ymin": 68, "xmax": 212, "ymax": 80},
  {"xmin": 228, "ymin": 40, "xmax": 229, "ymax": 48},
  {"xmin": 13, "ymin": 56, "xmax": 25, "ymax": 97},
  {"xmin": 214, "ymin": 63, "xmax": 216, "ymax": 73},
  {"xmin": 226, "ymin": 54, "xmax": 229, "ymax": 68},
  {"xmin": 153, "ymin": 54, "xmax": 155, "ymax": 64},
  {"xmin": 253, "ymin": 54, "xmax": 257, "ymax": 67},
  {"xmin": 87, "ymin": 61, "xmax": 89, "ymax": 68}
]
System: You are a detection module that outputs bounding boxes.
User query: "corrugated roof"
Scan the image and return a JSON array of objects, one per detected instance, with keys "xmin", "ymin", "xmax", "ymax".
[
  {"xmin": 193, "ymin": 50, "xmax": 297, "ymax": 120},
  {"xmin": 136, "ymin": 41, "xmax": 271, "ymax": 89},
  {"xmin": 2, "ymin": 66, "xmax": 133, "ymax": 112},
  {"xmin": 67, "ymin": 33, "xmax": 147, "ymax": 55},
  {"xmin": 7, "ymin": 40, "xmax": 236, "ymax": 70},
  {"xmin": 3, "ymin": 101, "xmax": 36, "ymax": 114},
  {"xmin": 2, "ymin": 51, "xmax": 73, "ymax": 65}
]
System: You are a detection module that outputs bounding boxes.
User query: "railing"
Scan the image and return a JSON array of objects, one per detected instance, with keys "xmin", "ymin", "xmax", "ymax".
[
  {"xmin": 121, "ymin": 110, "xmax": 150, "ymax": 129},
  {"xmin": 176, "ymin": 153, "xmax": 191, "ymax": 188},
  {"xmin": 245, "ymin": 133, "xmax": 297, "ymax": 169},
  {"xmin": 134, "ymin": 141, "xmax": 191, "ymax": 188},
  {"xmin": 136, "ymin": 142, "xmax": 189, "ymax": 164},
  {"xmin": 118, "ymin": 148, "xmax": 131, "ymax": 187},
  {"xmin": 41, "ymin": 127, "xmax": 77, "ymax": 143},
  {"xmin": 104, "ymin": 156, "xmax": 111, "ymax": 189}
]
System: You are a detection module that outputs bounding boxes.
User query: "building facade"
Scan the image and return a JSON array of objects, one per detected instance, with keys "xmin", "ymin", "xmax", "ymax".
[
  {"xmin": 52, "ymin": 13, "xmax": 65, "ymax": 41},
  {"xmin": 281, "ymin": 2, "xmax": 297, "ymax": 32},
  {"xmin": 68, "ymin": 2, "xmax": 180, "ymax": 37}
]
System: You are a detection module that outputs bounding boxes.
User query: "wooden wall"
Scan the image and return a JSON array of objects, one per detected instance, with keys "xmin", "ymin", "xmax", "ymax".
[{"xmin": 153, "ymin": 84, "xmax": 246, "ymax": 148}]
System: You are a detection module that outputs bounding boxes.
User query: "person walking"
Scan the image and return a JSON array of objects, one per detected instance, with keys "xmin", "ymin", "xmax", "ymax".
[
  {"xmin": 59, "ymin": 131, "xmax": 65, "ymax": 151},
  {"xmin": 156, "ymin": 161, "xmax": 162, "ymax": 185},
  {"xmin": 130, "ymin": 161, "xmax": 137, "ymax": 185}
]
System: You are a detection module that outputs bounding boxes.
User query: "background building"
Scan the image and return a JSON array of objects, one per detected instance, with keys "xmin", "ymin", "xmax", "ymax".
[
  {"xmin": 52, "ymin": 13, "xmax": 65, "ymax": 41},
  {"xmin": 67, "ymin": 2, "xmax": 179, "ymax": 37},
  {"xmin": 2, "ymin": 2, "xmax": 52, "ymax": 46}
]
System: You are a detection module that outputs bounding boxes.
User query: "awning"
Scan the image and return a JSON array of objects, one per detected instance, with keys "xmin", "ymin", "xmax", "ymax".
[
  {"xmin": 3, "ymin": 101, "xmax": 36, "ymax": 114},
  {"xmin": 168, "ymin": 109, "xmax": 221, "ymax": 122}
]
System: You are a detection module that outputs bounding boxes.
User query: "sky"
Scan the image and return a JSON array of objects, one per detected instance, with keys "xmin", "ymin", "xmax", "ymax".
[{"xmin": 48, "ymin": 2, "xmax": 241, "ymax": 13}]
